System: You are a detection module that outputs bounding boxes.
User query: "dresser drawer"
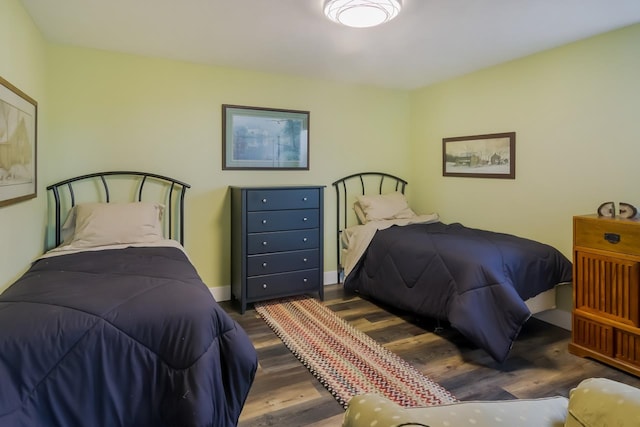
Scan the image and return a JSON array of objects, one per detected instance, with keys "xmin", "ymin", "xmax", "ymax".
[
  {"xmin": 616, "ymin": 329, "xmax": 640, "ymax": 366},
  {"xmin": 247, "ymin": 269, "xmax": 320, "ymax": 299},
  {"xmin": 247, "ymin": 249, "xmax": 319, "ymax": 276},
  {"xmin": 247, "ymin": 189, "xmax": 319, "ymax": 211},
  {"xmin": 574, "ymin": 215, "xmax": 640, "ymax": 256},
  {"xmin": 247, "ymin": 209, "xmax": 319, "ymax": 232},
  {"xmin": 572, "ymin": 314, "xmax": 614, "ymax": 357},
  {"xmin": 574, "ymin": 250, "xmax": 640, "ymax": 326},
  {"xmin": 247, "ymin": 229, "xmax": 319, "ymax": 254}
]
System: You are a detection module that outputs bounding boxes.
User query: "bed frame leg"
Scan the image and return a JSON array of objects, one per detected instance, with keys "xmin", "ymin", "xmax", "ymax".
[{"xmin": 434, "ymin": 319, "xmax": 444, "ymax": 333}]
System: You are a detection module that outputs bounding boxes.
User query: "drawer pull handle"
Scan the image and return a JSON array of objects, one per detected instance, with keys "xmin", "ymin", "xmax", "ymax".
[
  {"xmin": 262, "ymin": 262, "xmax": 267, "ymax": 268},
  {"xmin": 303, "ymin": 197, "xmax": 308, "ymax": 202},
  {"xmin": 303, "ymin": 278, "xmax": 308, "ymax": 283},
  {"xmin": 262, "ymin": 241, "xmax": 268, "ymax": 246},
  {"xmin": 303, "ymin": 237, "xmax": 308, "ymax": 242},
  {"xmin": 604, "ymin": 233, "xmax": 621, "ymax": 244},
  {"xmin": 303, "ymin": 217, "xmax": 308, "ymax": 222},
  {"xmin": 303, "ymin": 258, "xmax": 308, "ymax": 262},
  {"xmin": 262, "ymin": 283, "xmax": 267, "ymax": 289},
  {"xmin": 262, "ymin": 219, "xmax": 267, "ymax": 224},
  {"xmin": 261, "ymin": 198, "xmax": 267, "ymax": 203}
]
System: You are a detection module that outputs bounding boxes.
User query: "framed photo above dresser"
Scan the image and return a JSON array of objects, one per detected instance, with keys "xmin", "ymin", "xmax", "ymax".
[{"xmin": 222, "ymin": 105, "xmax": 310, "ymax": 170}]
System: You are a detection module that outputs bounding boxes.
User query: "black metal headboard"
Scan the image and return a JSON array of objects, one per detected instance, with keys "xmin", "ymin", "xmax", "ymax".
[
  {"xmin": 46, "ymin": 171, "xmax": 191, "ymax": 247},
  {"xmin": 331, "ymin": 172, "xmax": 408, "ymax": 283}
]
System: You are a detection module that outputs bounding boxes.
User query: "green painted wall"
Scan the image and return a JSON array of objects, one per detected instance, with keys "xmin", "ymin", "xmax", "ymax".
[
  {"xmin": 0, "ymin": 0, "xmax": 47, "ymax": 291},
  {"xmin": 409, "ymin": 23, "xmax": 640, "ymax": 314},
  {"xmin": 44, "ymin": 45, "xmax": 411, "ymax": 295}
]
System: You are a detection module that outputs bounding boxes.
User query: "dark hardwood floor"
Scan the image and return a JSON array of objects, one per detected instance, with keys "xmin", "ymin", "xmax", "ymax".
[{"xmin": 221, "ymin": 284, "xmax": 640, "ymax": 427}]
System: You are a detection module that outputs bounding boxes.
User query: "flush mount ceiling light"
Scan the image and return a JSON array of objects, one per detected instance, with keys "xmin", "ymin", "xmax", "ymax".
[{"xmin": 324, "ymin": 0, "xmax": 402, "ymax": 28}]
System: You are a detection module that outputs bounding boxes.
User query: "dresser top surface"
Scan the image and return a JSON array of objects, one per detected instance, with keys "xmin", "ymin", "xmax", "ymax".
[
  {"xmin": 230, "ymin": 185, "xmax": 325, "ymax": 190},
  {"xmin": 574, "ymin": 214, "xmax": 640, "ymax": 224}
]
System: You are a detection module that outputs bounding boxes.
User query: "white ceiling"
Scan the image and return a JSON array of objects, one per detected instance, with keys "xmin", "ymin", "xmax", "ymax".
[{"xmin": 19, "ymin": 0, "xmax": 640, "ymax": 90}]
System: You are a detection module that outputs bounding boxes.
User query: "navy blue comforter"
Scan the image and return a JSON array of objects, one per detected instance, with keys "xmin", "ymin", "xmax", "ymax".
[
  {"xmin": 0, "ymin": 246, "xmax": 257, "ymax": 427},
  {"xmin": 344, "ymin": 222, "xmax": 572, "ymax": 363}
]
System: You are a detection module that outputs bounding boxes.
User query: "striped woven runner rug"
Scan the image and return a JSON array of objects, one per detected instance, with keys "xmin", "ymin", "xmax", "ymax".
[{"xmin": 254, "ymin": 296, "xmax": 457, "ymax": 408}]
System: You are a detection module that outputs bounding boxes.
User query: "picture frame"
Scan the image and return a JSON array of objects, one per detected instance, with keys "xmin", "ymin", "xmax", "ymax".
[
  {"xmin": 0, "ymin": 76, "xmax": 37, "ymax": 207},
  {"xmin": 222, "ymin": 104, "xmax": 310, "ymax": 170},
  {"xmin": 443, "ymin": 132, "xmax": 515, "ymax": 179}
]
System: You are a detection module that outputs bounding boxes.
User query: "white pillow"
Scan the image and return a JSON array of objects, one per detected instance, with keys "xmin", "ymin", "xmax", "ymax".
[
  {"xmin": 355, "ymin": 192, "xmax": 415, "ymax": 223},
  {"xmin": 64, "ymin": 202, "xmax": 164, "ymax": 249}
]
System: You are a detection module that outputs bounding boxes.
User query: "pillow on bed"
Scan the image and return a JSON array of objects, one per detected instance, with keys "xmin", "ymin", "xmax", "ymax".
[
  {"xmin": 355, "ymin": 192, "xmax": 415, "ymax": 222},
  {"xmin": 64, "ymin": 202, "xmax": 165, "ymax": 248},
  {"xmin": 353, "ymin": 202, "xmax": 367, "ymax": 224}
]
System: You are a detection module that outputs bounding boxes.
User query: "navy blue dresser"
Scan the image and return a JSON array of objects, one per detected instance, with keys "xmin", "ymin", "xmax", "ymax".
[{"xmin": 230, "ymin": 186, "xmax": 324, "ymax": 313}]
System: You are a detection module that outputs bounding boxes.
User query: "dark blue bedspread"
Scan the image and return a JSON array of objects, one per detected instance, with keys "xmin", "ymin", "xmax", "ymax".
[
  {"xmin": 0, "ymin": 246, "xmax": 257, "ymax": 427},
  {"xmin": 344, "ymin": 222, "xmax": 572, "ymax": 363}
]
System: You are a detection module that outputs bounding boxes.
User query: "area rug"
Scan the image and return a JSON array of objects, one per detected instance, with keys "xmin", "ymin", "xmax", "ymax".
[{"xmin": 254, "ymin": 296, "xmax": 458, "ymax": 408}]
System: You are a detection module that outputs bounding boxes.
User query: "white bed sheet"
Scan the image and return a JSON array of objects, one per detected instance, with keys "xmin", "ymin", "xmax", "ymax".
[{"xmin": 40, "ymin": 239, "xmax": 187, "ymax": 260}]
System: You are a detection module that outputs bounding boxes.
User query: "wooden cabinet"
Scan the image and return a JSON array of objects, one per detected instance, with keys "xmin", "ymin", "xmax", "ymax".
[
  {"xmin": 569, "ymin": 214, "xmax": 640, "ymax": 376},
  {"xmin": 230, "ymin": 186, "xmax": 324, "ymax": 313}
]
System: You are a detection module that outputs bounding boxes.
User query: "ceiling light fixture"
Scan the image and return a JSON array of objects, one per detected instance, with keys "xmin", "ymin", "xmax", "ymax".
[{"xmin": 324, "ymin": 0, "xmax": 402, "ymax": 28}]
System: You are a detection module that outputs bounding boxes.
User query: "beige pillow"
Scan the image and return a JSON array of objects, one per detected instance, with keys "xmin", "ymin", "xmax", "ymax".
[
  {"xmin": 355, "ymin": 192, "xmax": 415, "ymax": 222},
  {"xmin": 60, "ymin": 207, "xmax": 78, "ymax": 245},
  {"xmin": 353, "ymin": 202, "xmax": 367, "ymax": 224},
  {"xmin": 66, "ymin": 202, "xmax": 164, "ymax": 248}
]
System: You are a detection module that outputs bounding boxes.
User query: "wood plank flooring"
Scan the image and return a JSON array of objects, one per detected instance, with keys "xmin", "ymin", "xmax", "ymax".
[{"xmin": 221, "ymin": 284, "xmax": 640, "ymax": 427}]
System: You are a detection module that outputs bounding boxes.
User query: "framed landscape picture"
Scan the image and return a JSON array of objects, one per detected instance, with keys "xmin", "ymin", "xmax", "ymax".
[
  {"xmin": 0, "ymin": 76, "xmax": 37, "ymax": 207},
  {"xmin": 443, "ymin": 132, "xmax": 515, "ymax": 179},
  {"xmin": 222, "ymin": 105, "xmax": 310, "ymax": 170}
]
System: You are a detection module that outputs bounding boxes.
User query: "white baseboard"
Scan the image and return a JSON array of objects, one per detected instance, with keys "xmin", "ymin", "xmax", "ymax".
[
  {"xmin": 210, "ymin": 270, "xmax": 340, "ymax": 302},
  {"xmin": 324, "ymin": 270, "xmax": 339, "ymax": 286},
  {"xmin": 210, "ymin": 286, "xmax": 231, "ymax": 302},
  {"xmin": 210, "ymin": 270, "xmax": 572, "ymax": 332}
]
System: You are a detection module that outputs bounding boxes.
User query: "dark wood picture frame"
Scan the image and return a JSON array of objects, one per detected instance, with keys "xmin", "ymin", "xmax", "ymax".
[
  {"xmin": 443, "ymin": 132, "xmax": 515, "ymax": 179},
  {"xmin": 0, "ymin": 76, "xmax": 37, "ymax": 207},
  {"xmin": 222, "ymin": 104, "xmax": 310, "ymax": 170}
]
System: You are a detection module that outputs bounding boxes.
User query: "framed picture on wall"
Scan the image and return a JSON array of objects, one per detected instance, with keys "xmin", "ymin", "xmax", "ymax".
[
  {"xmin": 443, "ymin": 132, "xmax": 515, "ymax": 179},
  {"xmin": 222, "ymin": 104, "xmax": 310, "ymax": 170},
  {"xmin": 0, "ymin": 76, "xmax": 37, "ymax": 207}
]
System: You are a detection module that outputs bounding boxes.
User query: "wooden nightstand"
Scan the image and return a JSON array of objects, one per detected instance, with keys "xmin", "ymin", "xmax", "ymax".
[
  {"xmin": 569, "ymin": 214, "xmax": 640, "ymax": 376},
  {"xmin": 230, "ymin": 186, "xmax": 324, "ymax": 313}
]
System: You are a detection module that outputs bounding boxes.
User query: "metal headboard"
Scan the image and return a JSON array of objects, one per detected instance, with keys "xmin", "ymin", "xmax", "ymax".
[
  {"xmin": 46, "ymin": 171, "xmax": 191, "ymax": 247},
  {"xmin": 331, "ymin": 172, "xmax": 408, "ymax": 283}
]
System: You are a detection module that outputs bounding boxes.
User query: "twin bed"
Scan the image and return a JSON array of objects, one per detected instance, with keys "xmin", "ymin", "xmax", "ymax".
[
  {"xmin": 333, "ymin": 172, "xmax": 573, "ymax": 363},
  {"xmin": 0, "ymin": 172, "xmax": 257, "ymax": 427}
]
